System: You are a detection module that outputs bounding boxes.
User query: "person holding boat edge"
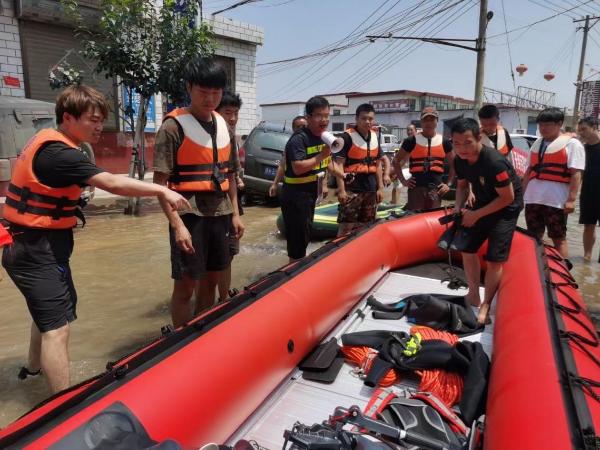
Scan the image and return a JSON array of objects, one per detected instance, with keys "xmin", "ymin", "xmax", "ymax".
[{"xmin": 451, "ymin": 118, "xmax": 523, "ymax": 325}]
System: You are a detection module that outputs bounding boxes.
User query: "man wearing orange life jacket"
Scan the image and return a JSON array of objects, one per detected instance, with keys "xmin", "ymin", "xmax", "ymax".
[
  {"xmin": 394, "ymin": 106, "xmax": 455, "ymax": 211},
  {"xmin": 1, "ymin": 85, "xmax": 190, "ymax": 394},
  {"xmin": 153, "ymin": 57, "xmax": 244, "ymax": 328},
  {"xmin": 478, "ymin": 104, "xmax": 513, "ymax": 157},
  {"xmin": 522, "ymin": 108, "xmax": 585, "ymax": 258},
  {"xmin": 333, "ymin": 103, "xmax": 384, "ymax": 236}
]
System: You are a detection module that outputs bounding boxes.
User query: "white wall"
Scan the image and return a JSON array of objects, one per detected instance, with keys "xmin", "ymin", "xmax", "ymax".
[
  {"xmin": 0, "ymin": 0, "xmax": 24, "ymax": 97},
  {"xmin": 210, "ymin": 16, "xmax": 264, "ymax": 137},
  {"xmin": 261, "ymin": 103, "xmax": 305, "ymax": 126}
]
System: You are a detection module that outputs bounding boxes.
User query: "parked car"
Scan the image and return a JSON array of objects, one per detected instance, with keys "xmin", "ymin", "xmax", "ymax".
[
  {"xmin": 380, "ymin": 133, "xmax": 400, "ymax": 158},
  {"xmin": 240, "ymin": 121, "xmax": 293, "ymax": 201},
  {"xmin": 510, "ymin": 133, "xmax": 537, "ymax": 154},
  {"xmin": 0, "ymin": 96, "xmax": 95, "ymax": 221}
]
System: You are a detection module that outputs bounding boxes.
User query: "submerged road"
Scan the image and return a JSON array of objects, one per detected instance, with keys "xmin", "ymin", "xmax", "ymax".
[{"xmin": 1, "ymin": 189, "xmax": 598, "ymax": 427}]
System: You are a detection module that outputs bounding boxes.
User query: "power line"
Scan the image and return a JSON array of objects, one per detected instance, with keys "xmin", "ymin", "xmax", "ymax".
[
  {"xmin": 488, "ymin": 0, "xmax": 596, "ymax": 39},
  {"xmin": 501, "ymin": 0, "xmax": 518, "ymax": 94},
  {"xmin": 212, "ymin": 0, "xmax": 261, "ymax": 15}
]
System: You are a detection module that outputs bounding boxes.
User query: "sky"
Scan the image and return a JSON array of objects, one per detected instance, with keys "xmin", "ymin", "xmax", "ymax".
[{"xmin": 202, "ymin": 0, "xmax": 600, "ymax": 110}]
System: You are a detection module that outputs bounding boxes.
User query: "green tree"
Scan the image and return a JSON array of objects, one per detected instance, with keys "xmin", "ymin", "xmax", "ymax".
[{"xmin": 64, "ymin": 0, "xmax": 214, "ymax": 214}]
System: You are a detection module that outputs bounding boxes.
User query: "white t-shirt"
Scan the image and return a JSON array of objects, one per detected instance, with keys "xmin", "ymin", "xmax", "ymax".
[{"xmin": 524, "ymin": 137, "xmax": 585, "ymax": 209}]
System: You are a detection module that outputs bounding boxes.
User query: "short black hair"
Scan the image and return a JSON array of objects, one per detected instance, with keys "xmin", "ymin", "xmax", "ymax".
[
  {"xmin": 183, "ymin": 56, "xmax": 228, "ymax": 89},
  {"xmin": 355, "ymin": 103, "xmax": 375, "ymax": 118},
  {"xmin": 536, "ymin": 107, "xmax": 564, "ymax": 124},
  {"xmin": 217, "ymin": 90, "xmax": 242, "ymax": 110},
  {"xmin": 292, "ymin": 115, "xmax": 306, "ymax": 125},
  {"xmin": 478, "ymin": 104, "xmax": 499, "ymax": 119},
  {"xmin": 305, "ymin": 96, "xmax": 330, "ymax": 116},
  {"xmin": 451, "ymin": 118, "xmax": 481, "ymax": 138},
  {"xmin": 579, "ymin": 116, "xmax": 599, "ymax": 128}
]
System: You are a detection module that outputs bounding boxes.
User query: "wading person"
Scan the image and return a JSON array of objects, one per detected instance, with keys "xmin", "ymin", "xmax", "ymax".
[
  {"xmin": 577, "ymin": 116, "xmax": 600, "ymax": 261},
  {"xmin": 2, "ymin": 85, "xmax": 190, "ymax": 393},
  {"xmin": 394, "ymin": 107, "xmax": 454, "ymax": 210},
  {"xmin": 153, "ymin": 57, "xmax": 244, "ymax": 328},
  {"xmin": 333, "ymin": 103, "xmax": 384, "ymax": 236},
  {"xmin": 269, "ymin": 115, "xmax": 307, "ymax": 198},
  {"xmin": 451, "ymin": 118, "xmax": 523, "ymax": 326},
  {"xmin": 391, "ymin": 124, "xmax": 416, "ymax": 204},
  {"xmin": 196, "ymin": 90, "xmax": 244, "ymax": 303},
  {"xmin": 478, "ymin": 104, "xmax": 513, "ymax": 157},
  {"xmin": 522, "ymin": 108, "xmax": 585, "ymax": 258},
  {"xmin": 280, "ymin": 96, "xmax": 332, "ymax": 261}
]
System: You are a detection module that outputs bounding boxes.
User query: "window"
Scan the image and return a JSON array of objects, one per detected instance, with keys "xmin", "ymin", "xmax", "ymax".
[
  {"xmin": 214, "ymin": 55, "xmax": 236, "ymax": 90},
  {"xmin": 332, "ymin": 122, "xmax": 345, "ymax": 132},
  {"xmin": 333, "ymin": 109, "xmax": 341, "ymax": 116}
]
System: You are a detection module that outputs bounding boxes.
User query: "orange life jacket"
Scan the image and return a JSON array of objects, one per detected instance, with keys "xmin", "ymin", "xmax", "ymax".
[
  {"xmin": 529, "ymin": 135, "xmax": 572, "ymax": 184},
  {"xmin": 344, "ymin": 127, "xmax": 380, "ymax": 174},
  {"xmin": 481, "ymin": 126, "xmax": 509, "ymax": 156},
  {"xmin": 4, "ymin": 129, "xmax": 84, "ymax": 229},
  {"xmin": 165, "ymin": 108, "xmax": 232, "ymax": 192},
  {"xmin": 409, "ymin": 133, "xmax": 445, "ymax": 174}
]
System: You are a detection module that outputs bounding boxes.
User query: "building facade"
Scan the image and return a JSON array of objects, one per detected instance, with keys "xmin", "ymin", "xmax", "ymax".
[
  {"xmin": 3, "ymin": 1, "xmax": 263, "ymax": 172},
  {"xmin": 262, "ymin": 89, "xmax": 542, "ymax": 138}
]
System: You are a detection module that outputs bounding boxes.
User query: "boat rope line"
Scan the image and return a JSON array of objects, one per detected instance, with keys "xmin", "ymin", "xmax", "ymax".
[
  {"xmin": 539, "ymin": 242, "xmax": 600, "ymax": 448},
  {"xmin": 0, "ymin": 207, "xmax": 394, "ymax": 448}
]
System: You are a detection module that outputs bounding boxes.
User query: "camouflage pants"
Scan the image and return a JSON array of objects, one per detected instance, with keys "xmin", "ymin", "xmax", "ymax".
[{"xmin": 337, "ymin": 191, "xmax": 378, "ymax": 224}]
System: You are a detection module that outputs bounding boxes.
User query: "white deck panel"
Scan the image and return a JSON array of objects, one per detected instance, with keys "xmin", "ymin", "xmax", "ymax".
[{"xmin": 227, "ymin": 271, "xmax": 493, "ymax": 448}]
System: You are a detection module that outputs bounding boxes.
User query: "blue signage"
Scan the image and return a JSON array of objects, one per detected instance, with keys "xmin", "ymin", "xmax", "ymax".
[{"xmin": 122, "ymin": 87, "xmax": 156, "ymax": 132}]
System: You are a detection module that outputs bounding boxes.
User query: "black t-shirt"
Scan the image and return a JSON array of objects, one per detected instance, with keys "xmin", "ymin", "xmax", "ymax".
[
  {"xmin": 454, "ymin": 146, "xmax": 523, "ymax": 216},
  {"xmin": 9, "ymin": 141, "xmax": 103, "ymax": 246},
  {"xmin": 401, "ymin": 135, "xmax": 453, "ymax": 187},
  {"xmin": 583, "ymin": 142, "xmax": 600, "ymax": 180},
  {"xmin": 337, "ymin": 131, "xmax": 383, "ymax": 192},
  {"xmin": 284, "ymin": 128, "xmax": 326, "ymax": 194},
  {"xmin": 33, "ymin": 142, "xmax": 104, "ymax": 188},
  {"xmin": 486, "ymin": 128, "xmax": 514, "ymax": 153}
]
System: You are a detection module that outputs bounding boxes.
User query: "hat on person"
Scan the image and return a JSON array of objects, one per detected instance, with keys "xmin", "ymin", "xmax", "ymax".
[{"xmin": 421, "ymin": 106, "xmax": 439, "ymax": 119}]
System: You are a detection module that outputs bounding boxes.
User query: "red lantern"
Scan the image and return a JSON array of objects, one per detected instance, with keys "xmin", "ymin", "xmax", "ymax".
[
  {"xmin": 516, "ymin": 64, "xmax": 528, "ymax": 76},
  {"xmin": 544, "ymin": 72, "xmax": 555, "ymax": 81}
]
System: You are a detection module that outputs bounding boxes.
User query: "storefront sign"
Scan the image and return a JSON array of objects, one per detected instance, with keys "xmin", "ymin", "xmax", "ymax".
[
  {"xmin": 122, "ymin": 88, "xmax": 156, "ymax": 132},
  {"xmin": 371, "ymin": 99, "xmax": 414, "ymax": 113}
]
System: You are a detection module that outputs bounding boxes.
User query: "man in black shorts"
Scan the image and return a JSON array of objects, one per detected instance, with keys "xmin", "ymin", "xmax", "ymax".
[
  {"xmin": 451, "ymin": 118, "xmax": 523, "ymax": 325},
  {"xmin": 153, "ymin": 57, "xmax": 244, "ymax": 327},
  {"xmin": 2, "ymin": 85, "xmax": 189, "ymax": 393},
  {"xmin": 281, "ymin": 96, "xmax": 332, "ymax": 261},
  {"xmin": 577, "ymin": 116, "xmax": 600, "ymax": 261}
]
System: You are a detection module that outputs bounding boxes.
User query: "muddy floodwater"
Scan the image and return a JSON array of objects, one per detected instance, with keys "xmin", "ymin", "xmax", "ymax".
[{"xmin": 1, "ymin": 190, "xmax": 598, "ymax": 427}]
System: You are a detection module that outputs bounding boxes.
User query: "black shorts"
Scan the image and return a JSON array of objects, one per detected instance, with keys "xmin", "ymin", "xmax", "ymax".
[
  {"xmin": 281, "ymin": 185, "xmax": 317, "ymax": 259},
  {"xmin": 460, "ymin": 213, "xmax": 519, "ymax": 263},
  {"xmin": 229, "ymin": 217, "xmax": 240, "ymax": 257},
  {"xmin": 2, "ymin": 228, "xmax": 77, "ymax": 332},
  {"xmin": 169, "ymin": 214, "xmax": 232, "ymax": 280},
  {"xmin": 579, "ymin": 182, "xmax": 600, "ymax": 225}
]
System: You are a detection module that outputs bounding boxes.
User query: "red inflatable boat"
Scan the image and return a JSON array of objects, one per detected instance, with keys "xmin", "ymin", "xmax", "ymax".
[{"xmin": 0, "ymin": 210, "xmax": 598, "ymax": 449}]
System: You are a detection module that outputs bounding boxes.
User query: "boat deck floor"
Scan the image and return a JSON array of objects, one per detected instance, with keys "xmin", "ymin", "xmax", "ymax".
[{"xmin": 227, "ymin": 264, "xmax": 494, "ymax": 449}]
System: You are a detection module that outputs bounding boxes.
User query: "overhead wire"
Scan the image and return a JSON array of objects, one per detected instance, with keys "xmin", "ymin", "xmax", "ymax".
[
  {"xmin": 487, "ymin": 0, "xmax": 597, "ymax": 39},
  {"xmin": 326, "ymin": 0, "xmax": 460, "ymax": 93},
  {"xmin": 260, "ymin": 0, "xmax": 401, "ymax": 99},
  {"xmin": 337, "ymin": 0, "xmax": 475, "ymax": 93}
]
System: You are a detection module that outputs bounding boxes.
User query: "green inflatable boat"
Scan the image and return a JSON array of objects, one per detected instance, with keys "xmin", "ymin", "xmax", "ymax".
[{"xmin": 276, "ymin": 202, "xmax": 404, "ymax": 240}]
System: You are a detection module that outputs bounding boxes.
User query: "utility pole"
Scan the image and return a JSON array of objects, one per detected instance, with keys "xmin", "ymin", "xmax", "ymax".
[
  {"xmin": 366, "ymin": 1, "xmax": 492, "ymax": 117},
  {"xmin": 473, "ymin": 0, "xmax": 489, "ymax": 116},
  {"xmin": 572, "ymin": 15, "xmax": 600, "ymax": 127}
]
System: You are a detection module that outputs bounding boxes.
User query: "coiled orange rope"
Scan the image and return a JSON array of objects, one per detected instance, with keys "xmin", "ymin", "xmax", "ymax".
[
  {"xmin": 341, "ymin": 326, "xmax": 464, "ymax": 406},
  {"xmin": 411, "ymin": 326, "xmax": 463, "ymax": 406}
]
